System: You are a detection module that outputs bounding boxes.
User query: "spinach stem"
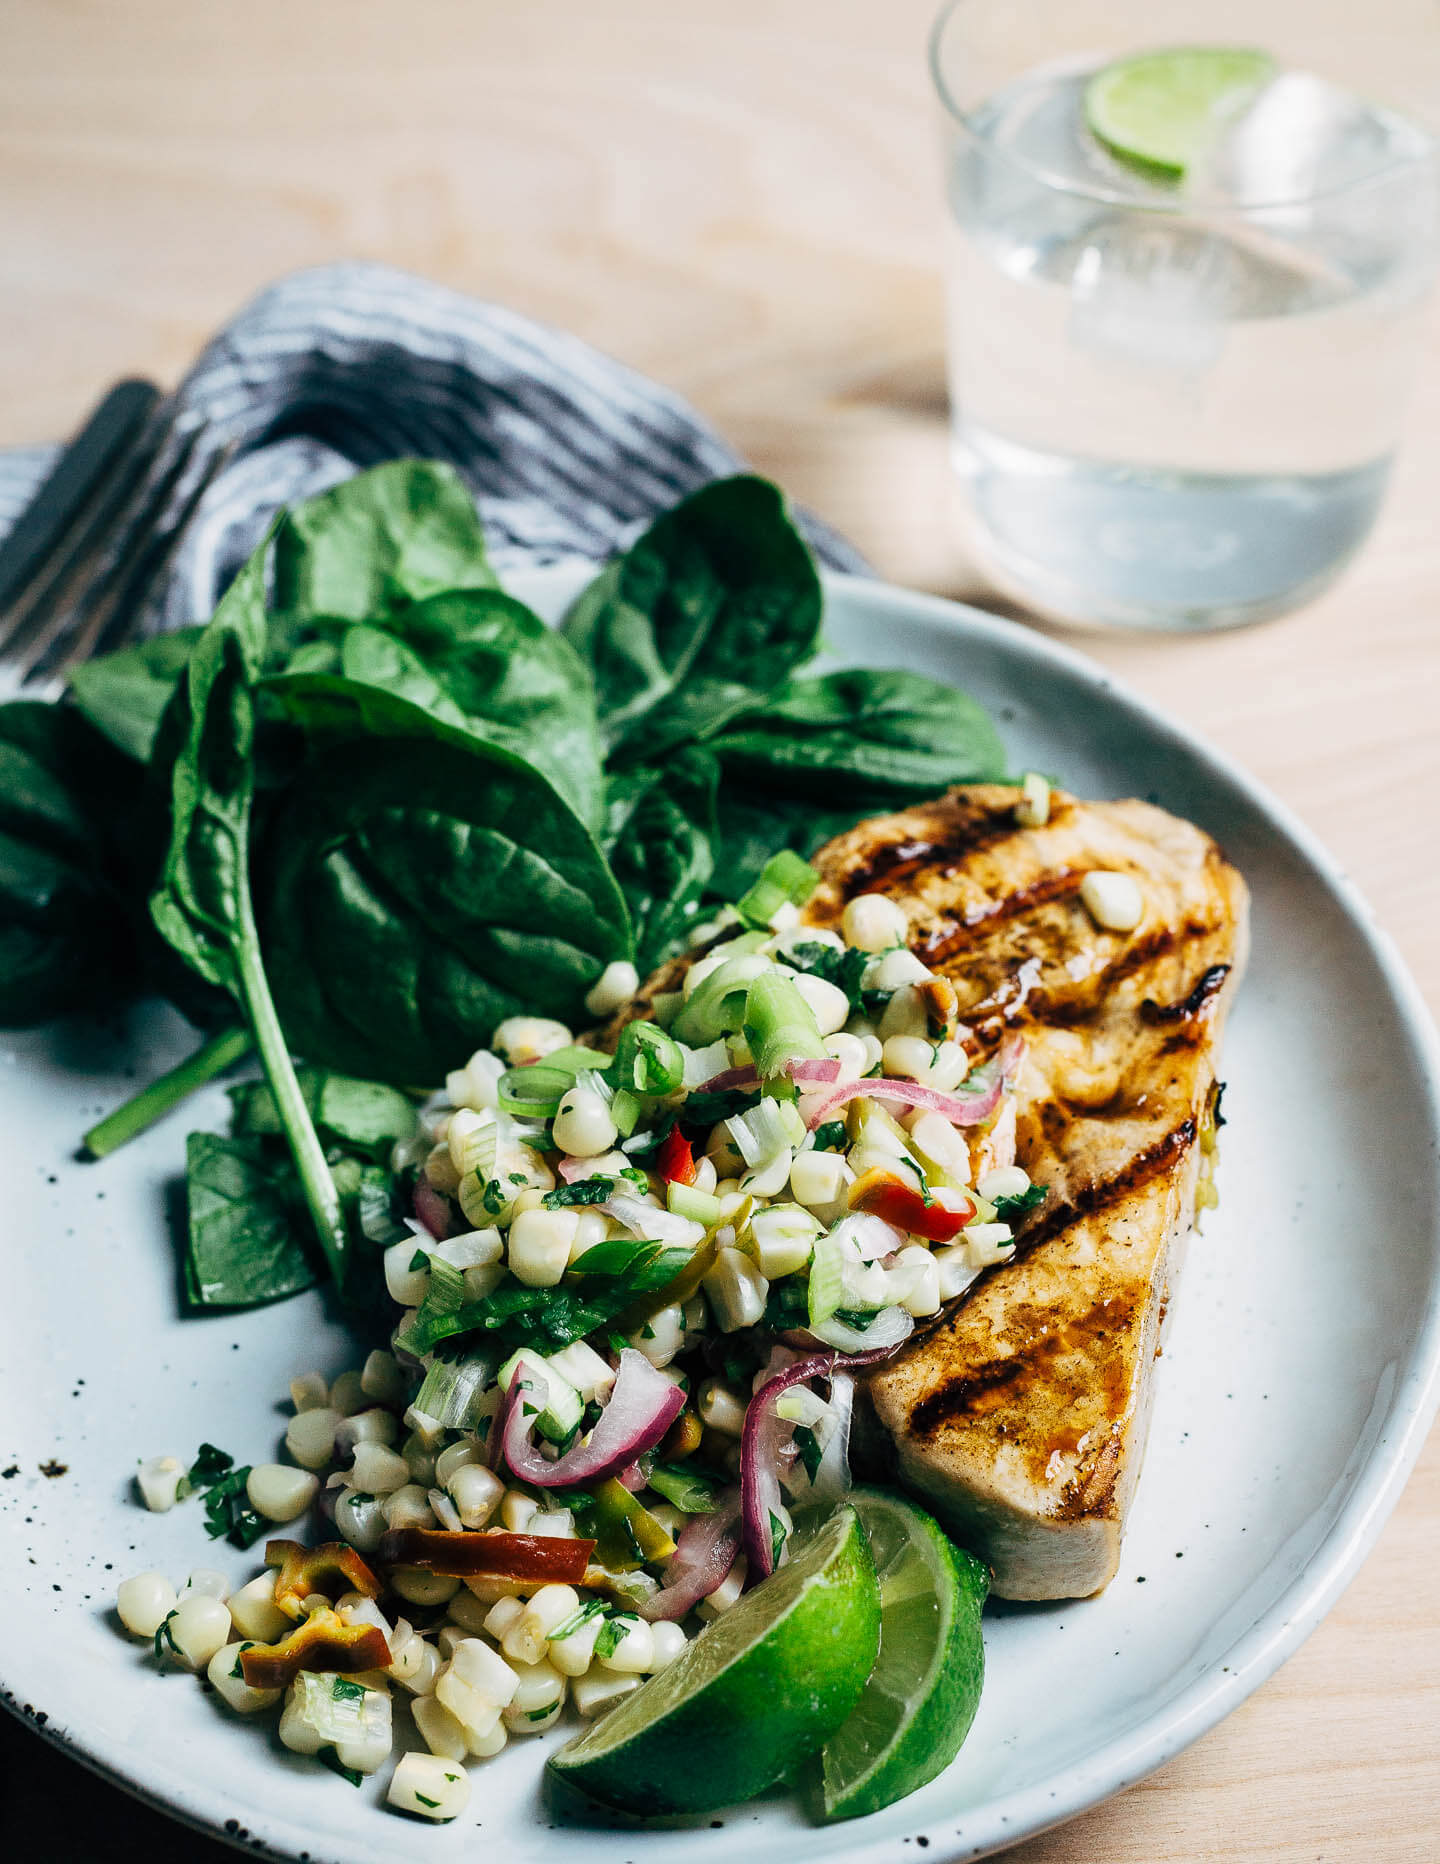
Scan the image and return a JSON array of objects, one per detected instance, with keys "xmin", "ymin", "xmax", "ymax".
[
  {"xmin": 234, "ymin": 895, "xmax": 349, "ymax": 1291},
  {"xmin": 83, "ymin": 1023, "xmax": 251, "ymax": 1159}
]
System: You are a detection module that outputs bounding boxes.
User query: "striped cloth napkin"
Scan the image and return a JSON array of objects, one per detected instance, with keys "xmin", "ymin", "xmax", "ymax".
[{"xmin": 0, "ymin": 261, "xmax": 864, "ymax": 634}]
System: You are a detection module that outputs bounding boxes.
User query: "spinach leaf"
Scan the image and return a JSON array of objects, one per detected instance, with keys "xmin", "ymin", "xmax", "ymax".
[
  {"xmin": 68, "ymin": 628, "xmax": 204, "ymax": 763},
  {"xmin": 332, "ymin": 589, "xmax": 605, "ymax": 829},
  {"xmin": 258, "ymin": 675, "xmax": 631, "ymax": 1085},
  {"xmin": 0, "ymin": 701, "xmax": 141, "ymax": 1024},
  {"xmin": 149, "ymin": 534, "xmax": 350, "ymax": 1290},
  {"xmin": 183, "ymin": 1131, "xmax": 317, "ymax": 1309},
  {"xmin": 710, "ymin": 668, "xmax": 1007, "ymax": 797},
  {"xmin": 272, "ymin": 459, "xmax": 495, "ymax": 623},
  {"xmin": 707, "ymin": 785, "xmax": 870, "ymax": 904},
  {"xmin": 228, "ymin": 1068, "xmax": 419, "ymax": 1163},
  {"xmin": 600, "ymin": 747, "xmax": 716, "ymax": 972},
  {"xmin": 562, "ymin": 476, "xmax": 821, "ymax": 762}
]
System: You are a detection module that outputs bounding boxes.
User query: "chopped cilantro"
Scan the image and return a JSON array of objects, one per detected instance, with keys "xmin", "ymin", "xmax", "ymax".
[
  {"xmin": 594, "ymin": 1615, "xmax": 628, "ymax": 1661},
  {"xmin": 992, "ymin": 1184, "xmax": 1047, "ymax": 1222},
  {"xmin": 481, "ymin": 1177, "xmax": 507, "ymax": 1215},
  {"xmin": 330, "ymin": 1676, "xmax": 368, "ymax": 1700},
  {"xmin": 152, "ymin": 1610, "xmax": 180, "ymax": 1666},
  {"xmin": 619, "ymin": 1166, "xmax": 649, "ymax": 1189},
  {"xmin": 507, "ymin": 1171, "xmax": 529, "ymax": 1186},
  {"xmin": 408, "ymin": 1247, "xmax": 430, "ymax": 1272},
  {"xmin": 547, "ymin": 1597, "xmax": 606, "ymax": 1641},
  {"xmin": 524, "ymin": 1706, "xmax": 555, "ymax": 1723},
  {"xmin": 186, "ymin": 1442, "xmax": 234, "ymax": 1487},
  {"xmin": 833, "ymin": 1306, "xmax": 879, "ymax": 1331},
  {"xmin": 415, "ymin": 1791, "xmax": 441, "ymax": 1807},
  {"xmin": 319, "ymin": 1748, "xmax": 363, "ymax": 1787},
  {"xmin": 769, "ymin": 1509, "xmax": 787, "ymax": 1568},
  {"xmin": 812, "ymin": 1121, "xmax": 847, "ymax": 1152},
  {"xmin": 793, "ymin": 1424, "xmax": 824, "ymax": 1483},
  {"xmin": 785, "ymin": 943, "xmax": 867, "ymax": 1011},
  {"xmin": 541, "ymin": 1177, "xmax": 614, "ymax": 1208},
  {"xmin": 229, "ymin": 1643, "xmax": 253, "ymax": 1679}
]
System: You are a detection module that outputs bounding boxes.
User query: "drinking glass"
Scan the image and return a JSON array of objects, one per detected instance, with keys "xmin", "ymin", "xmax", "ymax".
[{"xmin": 931, "ymin": 0, "xmax": 1440, "ymax": 631}]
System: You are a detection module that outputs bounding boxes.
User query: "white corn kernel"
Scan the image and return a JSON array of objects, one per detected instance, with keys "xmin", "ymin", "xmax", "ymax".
[
  {"xmin": 500, "ymin": 1488, "xmax": 539, "ymax": 1533},
  {"xmin": 890, "ymin": 1245, "xmax": 942, "ymax": 1317},
  {"xmin": 280, "ymin": 1675, "xmax": 391, "ymax": 1773},
  {"xmin": 881, "ymin": 1035, "xmax": 939, "ymax": 1082},
  {"xmin": 504, "ymin": 1585, "xmax": 580, "ymax": 1666},
  {"xmin": 432, "ymin": 1439, "xmax": 479, "ymax": 1488},
  {"xmin": 573, "ymin": 1671, "xmax": 641, "ymax": 1718},
  {"xmin": 492, "ymin": 1015, "xmax": 573, "ymax": 1066},
  {"xmin": 167, "ymin": 1595, "xmax": 232, "ymax": 1670},
  {"xmin": 703, "ymin": 1247, "xmax": 769, "ymax": 1333},
  {"xmin": 597, "ymin": 1614, "xmax": 653, "ymax": 1674},
  {"xmin": 445, "ymin": 1047, "xmax": 505, "ymax": 1112},
  {"xmin": 390, "ymin": 1567, "xmax": 461, "ymax": 1608},
  {"xmin": 548, "ymin": 1608, "xmax": 603, "ymax": 1677},
  {"xmin": 360, "ymin": 1349, "xmax": 407, "ymax": 1407},
  {"xmin": 402, "ymin": 1421, "xmax": 442, "ymax": 1471},
  {"xmin": 1015, "ymin": 771, "xmax": 1051, "ymax": 829},
  {"xmin": 697, "ymin": 1380, "xmax": 748, "ymax": 1436},
  {"xmin": 289, "ymin": 1371, "xmax": 330, "ymax": 1413},
  {"xmin": 447, "ymin": 1107, "xmax": 493, "ymax": 1178},
  {"xmin": 507, "ymin": 1207, "xmax": 579, "ymax": 1287},
  {"xmin": 466, "ymin": 1718, "xmax": 510, "ymax": 1759},
  {"xmin": 179, "ymin": 1568, "xmax": 229, "ymax": 1602},
  {"xmin": 842, "ymin": 893, "xmax": 909, "ymax": 952},
  {"xmin": 822, "ymin": 1032, "xmax": 870, "ymax": 1082},
  {"xmin": 413, "ymin": 1692, "xmax": 470, "ymax": 1762},
  {"xmin": 350, "ymin": 1442, "xmax": 411, "ymax": 1496},
  {"xmin": 501, "ymin": 1657, "xmax": 567, "ymax": 1732},
  {"xmin": 329, "ymin": 1369, "xmax": 367, "ymax": 1416},
  {"xmin": 384, "ymin": 1240, "xmax": 430, "ymax": 1306},
  {"xmin": 334, "ymin": 1407, "xmax": 401, "ymax": 1458},
  {"xmin": 207, "ymin": 1642, "xmax": 282, "ymax": 1714},
  {"xmin": 336, "ymin": 1592, "xmax": 390, "ymax": 1636},
  {"xmin": 552, "ymin": 1085, "xmax": 617, "ymax": 1160},
  {"xmin": 648, "ymin": 1621, "xmax": 688, "ymax": 1672},
  {"xmin": 788, "ymin": 1148, "xmax": 854, "ymax": 1221},
  {"xmin": 226, "ymin": 1570, "xmax": 290, "ymax": 1643},
  {"xmin": 285, "ymin": 1406, "xmax": 340, "ymax": 1471},
  {"xmin": 698, "ymin": 1557, "xmax": 748, "ymax": 1619},
  {"xmin": 878, "ymin": 986, "xmax": 929, "ymax": 1041},
  {"xmin": 1080, "ymin": 870, "xmax": 1144, "ymax": 933},
  {"xmin": 547, "ymin": 1339, "xmax": 617, "ymax": 1403},
  {"xmin": 382, "ymin": 1484, "xmax": 437, "ymax": 1532},
  {"xmin": 424, "ymin": 1142, "xmax": 463, "ymax": 1194},
  {"xmin": 584, "ymin": 959, "xmax": 641, "ymax": 1019},
  {"xmin": 116, "ymin": 1572, "xmax": 176, "ymax": 1639},
  {"xmin": 630, "ymin": 1302, "xmax": 686, "ymax": 1369},
  {"xmin": 446, "ymin": 1590, "xmax": 493, "ymax": 1636},
  {"xmin": 245, "ymin": 1464, "xmax": 319, "ymax": 1523},
  {"xmin": 934, "ymin": 1244, "xmax": 981, "ymax": 1301},
  {"xmin": 435, "ymin": 1637, "xmax": 520, "ymax": 1741},
  {"xmin": 746, "ymin": 1204, "xmax": 819, "ymax": 1278},
  {"xmin": 136, "ymin": 1454, "xmax": 184, "ymax": 1513},
  {"xmin": 906, "ymin": 1109, "xmax": 972, "ymax": 1185},
  {"xmin": 388, "ymin": 1750, "xmax": 471, "ymax": 1820},
  {"xmin": 790, "ymin": 973, "xmax": 850, "ymax": 1036},
  {"xmin": 484, "ymin": 1595, "xmax": 526, "ymax": 1640},
  {"xmin": 445, "ymin": 1464, "xmax": 503, "ymax": 1531},
  {"xmin": 334, "ymin": 1488, "xmax": 388, "ymax": 1552},
  {"xmin": 868, "ymin": 947, "xmax": 931, "ymax": 991},
  {"xmin": 965, "ymin": 1223, "xmax": 1016, "ymax": 1267},
  {"xmin": 978, "ymin": 1165, "xmax": 1031, "ymax": 1202}
]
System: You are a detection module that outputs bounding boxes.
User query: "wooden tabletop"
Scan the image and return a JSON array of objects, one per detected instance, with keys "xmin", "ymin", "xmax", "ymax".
[{"xmin": 1, "ymin": 2, "xmax": 1436, "ymax": 1857}]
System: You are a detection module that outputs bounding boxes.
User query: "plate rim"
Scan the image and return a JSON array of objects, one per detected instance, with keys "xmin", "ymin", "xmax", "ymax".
[{"xmin": 5, "ymin": 565, "xmax": 1439, "ymax": 1863}]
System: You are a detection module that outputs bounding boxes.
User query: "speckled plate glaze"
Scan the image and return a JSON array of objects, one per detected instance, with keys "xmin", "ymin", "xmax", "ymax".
[{"xmin": 3, "ymin": 567, "xmax": 1438, "ymax": 1863}]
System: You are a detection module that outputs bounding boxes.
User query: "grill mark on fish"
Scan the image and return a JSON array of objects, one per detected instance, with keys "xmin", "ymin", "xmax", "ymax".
[
  {"xmin": 842, "ymin": 795, "xmax": 1068, "ymax": 900},
  {"xmin": 917, "ymin": 870, "xmax": 1085, "ymax": 964},
  {"xmin": 1015, "ymin": 1117, "xmax": 1197, "ymax": 1256},
  {"xmin": 1141, "ymin": 963, "xmax": 1232, "ymax": 1025}
]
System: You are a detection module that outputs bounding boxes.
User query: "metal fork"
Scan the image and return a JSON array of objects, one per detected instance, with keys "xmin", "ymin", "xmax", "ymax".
[{"xmin": 0, "ymin": 381, "xmax": 235, "ymax": 687}]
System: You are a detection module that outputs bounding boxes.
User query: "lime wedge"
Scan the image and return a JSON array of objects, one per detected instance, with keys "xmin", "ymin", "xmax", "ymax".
[
  {"xmin": 548, "ymin": 1504, "xmax": 880, "ymax": 1816},
  {"xmin": 819, "ymin": 1489, "xmax": 989, "ymax": 1822},
  {"xmin": 1084, "ymin": 46, "xmax": 1277, "ymax": 180}
]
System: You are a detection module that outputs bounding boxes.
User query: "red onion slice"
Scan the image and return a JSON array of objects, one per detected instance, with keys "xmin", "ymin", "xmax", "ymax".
[
  {"xmin": 497, "ymin": 1349, "xmax": 684, "ymax": 1489},
  {"xmin": 557, "ymin": 1154, "xmax": 600, "ymax": 1185},
  {"xmin": 694, "ymin": 1064, "xmax": 760, "ymax": 1095},
  {"xmin": 740, "ymin": 1341, "xmax": 910, "ymax": 1578},
  {"xmin": 412, "ymin": 1182, "xmax": 453, "ymax": 1240},
  {"xmin": 801, "ymin": 1036, "xmax": 1025, "ymax": 1132},
  {"xmin": 786, "ymin": 1057, "xmax": 842, "ymax": 1086},
  {"xmin": 638, "ymin": 1491, "xmax": 743, "ymax": 1622}
]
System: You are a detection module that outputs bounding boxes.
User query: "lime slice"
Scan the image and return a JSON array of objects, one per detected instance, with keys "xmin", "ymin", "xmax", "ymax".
[
  {"xmin": 1084, "ymin": 46, "xmax": 1277, "ymax": 180},
  {"xmin": 548, "ymin": 1504, "xmax": 880, "ymax": 1816},
  {"xmin": 819, "ymin": 1489, "xmax": 989, "ymax": 1822}
]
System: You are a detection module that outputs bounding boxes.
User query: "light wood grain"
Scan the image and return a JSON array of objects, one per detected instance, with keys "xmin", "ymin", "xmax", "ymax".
[{"xmin": 0, "ymin": 3, "xmax": 1436, "ymax": 1857}]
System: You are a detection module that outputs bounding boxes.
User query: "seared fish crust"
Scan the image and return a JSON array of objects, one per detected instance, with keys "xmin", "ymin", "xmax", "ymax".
[{"xmin": 799, "ymin": 784, "xmax": 1248, "ymax": 1599}]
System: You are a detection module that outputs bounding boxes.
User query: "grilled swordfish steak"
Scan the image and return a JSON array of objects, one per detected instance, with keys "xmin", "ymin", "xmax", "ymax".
[{"xmin": 795, "ymin": 783, "xmax": 1249, "ymax": 1600}]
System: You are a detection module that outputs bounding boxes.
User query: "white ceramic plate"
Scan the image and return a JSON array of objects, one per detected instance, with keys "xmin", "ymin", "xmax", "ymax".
[{"xmin": 3, "ymin": 567, "xmax": 1438, "ymax": 1863}]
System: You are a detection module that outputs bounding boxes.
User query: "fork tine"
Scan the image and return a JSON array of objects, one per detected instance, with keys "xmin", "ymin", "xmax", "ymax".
[
  {"xmin": 47, "ymin": 439, "xmax": 239, "ymax": 681},
  {"xmin": 6, "ymin": 423, "xmax": 205, "ymax": 682},
  {"xmin": 0, "ymin": 406, "xmax": 169, "ymax": 659}
]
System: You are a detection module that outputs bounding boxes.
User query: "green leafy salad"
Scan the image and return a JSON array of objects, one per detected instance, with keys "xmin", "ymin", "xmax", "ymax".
[{"xmin": 5, "ymin": 463, "xmax": 1017, "ymax": 1828}]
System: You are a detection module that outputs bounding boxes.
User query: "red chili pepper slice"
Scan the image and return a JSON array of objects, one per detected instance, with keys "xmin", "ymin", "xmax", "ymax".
[
  {"xmin": 848, "ymin": 1167, "xmax": 975, "ymax": 1244},
  {"xmin": 240, "ymin": 1607, "xmax": 391, "ymax": 1690},
  {"xmin": 377, "ymin": 1528, "xmax": 596, "ymax": 1584},
  {"xmin": 265, "ymin": 1539, "xmax": 382, "ymax": 1621},
  {"xmin": 655, "ymin": 1126, "xmax": 697, "ymax": 1186}
]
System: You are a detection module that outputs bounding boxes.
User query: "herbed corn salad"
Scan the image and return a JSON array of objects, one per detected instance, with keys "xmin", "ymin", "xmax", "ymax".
[{"xmin": 115, "ymin": 852, "xmax": 1039, "ymax": 1821}]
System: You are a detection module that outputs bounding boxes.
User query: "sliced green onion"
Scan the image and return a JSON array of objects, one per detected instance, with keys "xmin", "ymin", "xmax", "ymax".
[
  {"xmin": 610, "ymin": 1087, "xmax": 642, "ymax": 1138},
  {"xmin": 497, "ymin": 1064, "xmax": 571, "ymax": 1119},
  {"xmin": 609, "ymin": 1021, "xmax": 685, "ymax": 1097},
  {"xmin": 648, "ymin": 1462, "xmax": 721, "ymax": 1513},
  {"xmin": 413, "ymin": 1351, "xmax": 499, "ymax": 1431},
  {"xmin": 665, "ymin": 1181, "xmax": 723, "ymax": 1226},
  {"xmin": 736, "ymin": 850, "xmax": 820, "ymax": 929},
  {"xmin": 725, "ymin": 1097, "xmax": 794, "ymax": 1168},
  {"xmin": 742, "ymin": 970, "xmax": 826, "ymax": 1079},
  {"xmin": 672, "ymin": 953, "xmax": 774, "ymax": 1047}
]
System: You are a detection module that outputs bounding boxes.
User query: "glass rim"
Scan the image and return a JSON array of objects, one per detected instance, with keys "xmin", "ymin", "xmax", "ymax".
[{"xmin": 927, "ymin": 0, "xmax": 1437, "ymax": 217}]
